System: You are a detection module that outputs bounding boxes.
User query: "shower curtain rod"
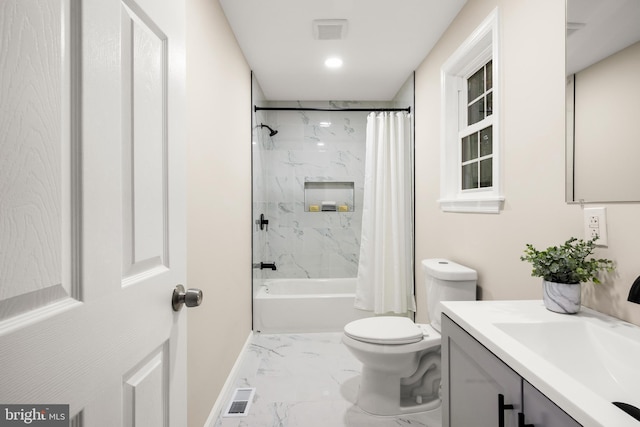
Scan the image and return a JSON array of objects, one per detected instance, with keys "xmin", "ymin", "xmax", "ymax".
[{"xmin": 254, "ymin": 106, "xmax": 411, "ymax": 113}]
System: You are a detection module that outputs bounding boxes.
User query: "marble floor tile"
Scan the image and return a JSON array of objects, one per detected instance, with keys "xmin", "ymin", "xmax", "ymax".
[{"xmin": 213, "ymin": 332, "xmax": 442, "ymax": 427}]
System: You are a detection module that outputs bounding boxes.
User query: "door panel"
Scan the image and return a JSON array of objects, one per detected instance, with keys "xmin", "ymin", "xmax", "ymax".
[
  {"xmin": 0, "ymin": 0, "xmax": 186, "ymax": 425},
  {"xmin": 122, "ymin": 0, "xmax": 169, "ymax": 281},
  {"xmin": 522, "ymin": 380, "xmax": 581, "ymax": 427},
  {"xmin": 442, "ymin": 315, "xmax": 521, "ymax": 427},
  {"xmin": 0, "ymin": 0, "xmax": 74, "ymax": 320},
  {"xmin": 123, "ymin": 344, "xmax": 170, "ymax": 427}
]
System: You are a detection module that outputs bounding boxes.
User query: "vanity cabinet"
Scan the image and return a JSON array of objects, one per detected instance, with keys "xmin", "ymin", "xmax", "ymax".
[
  {"xmin": 442, "ymin": 314, "xmax": 521, "ymax": 426},
  {"xmin": 442, "ymin": 314, "xmax": 581, "ymax": 427},
  {"xmin": 521, "ymin": 380, "xmax": 581, "ymax": 427}
]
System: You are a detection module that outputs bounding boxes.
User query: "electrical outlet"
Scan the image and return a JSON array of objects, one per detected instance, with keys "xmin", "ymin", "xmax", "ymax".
[{"xmin": 583, "ymin": 207, "xmax": 608, "ymax": 246}]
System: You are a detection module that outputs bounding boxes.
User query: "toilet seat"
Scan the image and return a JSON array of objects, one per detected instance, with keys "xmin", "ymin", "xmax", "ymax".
[{"xmin": 344, "ymin": 317, "xmax": 424, "ymax": 345}]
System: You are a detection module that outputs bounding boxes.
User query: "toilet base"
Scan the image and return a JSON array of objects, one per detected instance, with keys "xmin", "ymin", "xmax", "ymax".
[{"xmin": 357, "ymin": 367, "xmax": 441, "ymax": 416}]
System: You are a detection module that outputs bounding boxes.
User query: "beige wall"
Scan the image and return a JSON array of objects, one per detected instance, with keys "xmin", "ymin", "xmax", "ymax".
[
  {"xmin": 186, "ymin": 0, "xmax": 252, "ymax": 426},
  {"xmin": 573, "ymin": 41, "xmax": 640, "ymax": 201},
  {"xmin": 414, "ymin": 0, "xmax": 640, "ymax": 326}
]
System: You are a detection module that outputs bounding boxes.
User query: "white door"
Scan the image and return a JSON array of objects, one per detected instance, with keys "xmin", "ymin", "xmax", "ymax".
[{"xmin": 0, "ymin": 0, "xmax": 188, "ymax": 425}]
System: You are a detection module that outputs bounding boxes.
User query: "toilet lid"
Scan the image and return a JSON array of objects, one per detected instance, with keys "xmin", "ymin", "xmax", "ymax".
[{"xmin": 344, "ymin": 317, "xmax": 424, "ymax": 345}]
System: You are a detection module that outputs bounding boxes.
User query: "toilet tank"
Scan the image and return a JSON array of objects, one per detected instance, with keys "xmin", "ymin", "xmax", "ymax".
[{"xmin": 422, "ymin": 259, "xmax": 477, "ymax": 332}]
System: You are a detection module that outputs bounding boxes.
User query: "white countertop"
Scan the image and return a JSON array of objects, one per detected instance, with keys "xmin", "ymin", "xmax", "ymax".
[{"xmin": 440, "ymin": 300, "xmax": 640, "ymax": 427}]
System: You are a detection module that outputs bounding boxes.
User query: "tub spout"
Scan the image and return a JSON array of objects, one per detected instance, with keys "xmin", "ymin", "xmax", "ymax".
[
  {"xmin": 628, "ymin": 276, "xmax": 640, "ymax": 304},
  {"xmin": 254, "ymin": 262, "xmax": 277, "ymax": 270}
]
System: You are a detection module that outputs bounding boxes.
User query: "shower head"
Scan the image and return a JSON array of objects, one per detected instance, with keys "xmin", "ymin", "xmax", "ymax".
[{"xmin": 260, "ymin": 123, "xmax": 278, "ymax": 137}]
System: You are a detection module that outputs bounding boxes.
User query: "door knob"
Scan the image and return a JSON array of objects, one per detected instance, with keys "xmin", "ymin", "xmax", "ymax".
[{"xmin": 172, "ymin": 284, "xmax": 203, "ymax": 311}]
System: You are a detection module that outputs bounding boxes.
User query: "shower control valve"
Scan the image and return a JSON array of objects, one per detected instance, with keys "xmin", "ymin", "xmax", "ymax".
[{"xmin": 256, "ymin": 213, "xmax": 269, "ymax": 231}]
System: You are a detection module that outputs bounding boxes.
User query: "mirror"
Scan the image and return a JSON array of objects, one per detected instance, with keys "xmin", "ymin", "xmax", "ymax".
[{"xmin": 566, "ymin": 0, "xmax": 640, "ymax": 202}]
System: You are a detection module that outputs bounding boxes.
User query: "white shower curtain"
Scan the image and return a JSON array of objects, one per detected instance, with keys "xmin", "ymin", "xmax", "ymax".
[{"xmin": 355, "ymin": 112, "xmax": 415, "ymax": 315}]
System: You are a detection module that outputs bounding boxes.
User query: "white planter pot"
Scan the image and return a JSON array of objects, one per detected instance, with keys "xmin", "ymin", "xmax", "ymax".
[{"xmin": 542, "ymin": 280, "xmax": 581, "ymax": 314}]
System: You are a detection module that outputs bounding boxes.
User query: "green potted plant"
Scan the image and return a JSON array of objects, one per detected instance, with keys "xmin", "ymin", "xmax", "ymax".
[{"xmin": 520, "ymin": 237, "xmax": 614, "ymax": 314}]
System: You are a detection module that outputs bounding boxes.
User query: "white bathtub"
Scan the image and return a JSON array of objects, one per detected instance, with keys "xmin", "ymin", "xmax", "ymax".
[{"xmin": 253, "ymin": 278, "xmax": 373, "ymax": 333}]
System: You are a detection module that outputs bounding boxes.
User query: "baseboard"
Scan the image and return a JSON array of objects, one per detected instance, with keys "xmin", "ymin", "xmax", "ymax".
[{"xmin": 203, "ymin": 331, "xmax": 254, "ymax": 427}]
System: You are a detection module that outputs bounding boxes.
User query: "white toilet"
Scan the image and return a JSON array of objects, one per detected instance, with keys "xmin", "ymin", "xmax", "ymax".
[{"xmin": 342, "ymin": 258, "xmax": 477, "ymax": 416}]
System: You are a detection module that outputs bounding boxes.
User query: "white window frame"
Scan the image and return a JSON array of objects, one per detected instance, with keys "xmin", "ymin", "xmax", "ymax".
[{"xmin": 439, "ymin": 8, "xmax": 504, "ymax": 214}]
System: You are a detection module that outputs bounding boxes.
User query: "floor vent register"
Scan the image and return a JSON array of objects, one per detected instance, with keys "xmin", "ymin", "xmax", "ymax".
[{"xmin": 222, "ymin": 388, "xmax": 256, "ymax": 417}]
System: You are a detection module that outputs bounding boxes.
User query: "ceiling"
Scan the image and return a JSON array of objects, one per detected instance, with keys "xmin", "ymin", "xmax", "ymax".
[{"xmin": 218, "ymin": 0, "xmax": 467, "ymax": 101}]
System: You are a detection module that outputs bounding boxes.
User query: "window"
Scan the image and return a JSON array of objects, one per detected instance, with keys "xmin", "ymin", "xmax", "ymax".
[
  {"xmin": 461, "ymin": 60, "xmax": 493, "ymax": 191},
  {"xmin": 439, "ymin": 9, "xmax": 503, "ymax": 213}
]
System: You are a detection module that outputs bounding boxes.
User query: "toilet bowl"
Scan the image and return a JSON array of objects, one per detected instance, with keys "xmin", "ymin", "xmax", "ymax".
[
  {"xmin": 343, "ymin": 316, "xmax": 442, "ymax": 415},
  {"xmin": 343, "ymin": 259, "xmax": 477, "ymax": 416}
]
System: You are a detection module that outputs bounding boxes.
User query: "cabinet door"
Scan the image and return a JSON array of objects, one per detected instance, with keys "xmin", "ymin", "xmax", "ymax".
[
  {"xmin": 522, "ymin": 380, "xmax": 582, "ymax": 427},
  {"xmin": 442, "ymin": 315, "xmax": 522, "ymax": 427}
]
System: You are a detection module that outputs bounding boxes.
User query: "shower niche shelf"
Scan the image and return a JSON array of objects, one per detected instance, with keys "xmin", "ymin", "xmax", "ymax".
[{"xmin": 304, "ymin": 180, "xmax": 354, "ymax": 212}]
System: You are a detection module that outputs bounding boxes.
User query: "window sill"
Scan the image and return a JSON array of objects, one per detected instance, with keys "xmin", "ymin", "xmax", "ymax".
[{"xmin": 438, "ymin": 196, "xmax": 504, "ymax": 214}]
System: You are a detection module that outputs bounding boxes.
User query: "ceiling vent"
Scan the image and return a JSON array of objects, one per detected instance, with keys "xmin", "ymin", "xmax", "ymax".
[{"xmin": 313, "ymin": 19, "xmax": 348, "ymax": 40}]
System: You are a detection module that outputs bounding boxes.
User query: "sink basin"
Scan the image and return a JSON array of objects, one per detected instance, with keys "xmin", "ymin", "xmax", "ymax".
[{"xmin": 495, "ymin": 319, "xmax": 640, "ymax": 406}]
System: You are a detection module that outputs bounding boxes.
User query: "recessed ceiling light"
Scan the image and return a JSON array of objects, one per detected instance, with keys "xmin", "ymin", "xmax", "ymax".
[
  {"xmin": 324, "ymin": 57, "xmax": 343, "ymax": 68},
  {"xmin": 319, "ymin": 121, "xmax": 331, "ymax": 127},
  {"xmin": 317, "ymin": 142, "xmax": 325, "ymax": 147}
]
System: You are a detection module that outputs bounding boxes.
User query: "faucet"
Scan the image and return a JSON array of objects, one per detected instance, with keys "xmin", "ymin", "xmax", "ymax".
[
  {"xmin": 628, "ymin": 276, "xmax": 640, "ymax": 304},
  {"xmin": 253, "ymin": 262, "xmax": 277, "ymax": 271}
]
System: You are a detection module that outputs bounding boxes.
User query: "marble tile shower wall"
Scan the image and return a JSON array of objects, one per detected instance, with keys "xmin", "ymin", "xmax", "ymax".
[
  {"xmin": 252, "ymin": 107, "xmax": 268, "ymax": 284},
  {"xmin": 254, "ymin": 101, "xmax": 392, "ymax": 278}
]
